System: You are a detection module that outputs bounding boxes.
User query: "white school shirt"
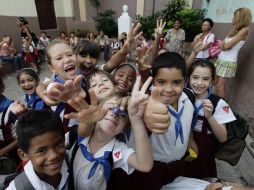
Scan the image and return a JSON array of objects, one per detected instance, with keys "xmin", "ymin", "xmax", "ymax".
[
  {"xmin": 196, "ymin": 33, "xmax": 215, "ymax": 59},
  {"xmin": 218, "ymin": 37, "xmax": 245, "ymax": 62},
  {"xmin": 193, "ymin": 98, "xmax": 236, "ymax": 133},
  {"xmin": 72, "ymin": 136, "xmax": 135, "ymax": 190},
  {"xmin": 151, "ymin": 92, "xmax": 194, "ymax": 163},
  {"xmin": 7, "ymin": 160, "xmax": 69, "ymax": 190}
]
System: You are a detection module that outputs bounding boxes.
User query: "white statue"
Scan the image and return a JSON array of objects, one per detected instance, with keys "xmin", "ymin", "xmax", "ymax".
[{"xmin": 118, "ymin": 5, "xmax": 131, "ymax": 36}]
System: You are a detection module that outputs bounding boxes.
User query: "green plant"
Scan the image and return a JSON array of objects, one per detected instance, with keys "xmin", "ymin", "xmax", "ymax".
[
  {"xmin": 161, "ymin": 0, "xmax": 189, "ymax": 21},
  {"xmin": 94, "ymin": 9, "xmax": 118, "ymax": 37},
  {"xmin": 136, "ymin": 12, "xmax": 162, "ymax": 40},
  {"xmin": 89, "ymin": 0, "xmax": 101, "ymax": 16},
  {"xmin": 176, "ymin": 9, "xmax": 206, "ymax": 41}
]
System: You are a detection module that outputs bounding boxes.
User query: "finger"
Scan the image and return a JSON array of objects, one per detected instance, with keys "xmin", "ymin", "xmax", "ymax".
[
  {"xmin": 89, "ymin": 89, "xmax": 99, "ymax": 106},
  {"xmin": 132, "ymin": 75, "xmax": 141, "ymax": 92},
  {"xmin": 67, "ymin": 99, "xmax": 83, "ymax": 111},
  {"xmin": 64, "ymin": 112, "xmax": 77, "ymax": 119},
  {"xmin": 75, "ymin": 96, "xmax": 89, "ymax": 109},
  {"xmin": 162, "ymin": 21, "xmax": 166, "ymax": 30},
  {"xmin": 78, "ymin": 90, "xmax": 86, "ymax": 99},
  {"xmin": 157, "ymin": 19, "xmax": 159, "ymax": 28},
  {"xmin": 150, "ymin": 86, "xmax": 162, "ymax": 102},
  {"xmin": 160, "ymin": 19, "xmax": 163, "ymax": 27},
  {"xmin": 134, "ymin": 31, "xmax": 143, "ymax": 41},
  {"xmin": 141, "ymin": 76, "xmax": 153, "ymax": 94},
  {"xmin": 120, "ymin": 97, "xmax": 129, "ymax": 110},
  {"xmin": 133, "ymin": 22, "xmax": 142, "ymax": 35},
  {"xmin": 149, "ymin": 125, "xmax": 170, "ymax": 134},
  {"xmin": 146, "ymin": 113, "xmax": 170, "ymax": 123},
  {"xmin": 73, "ymin": 75, "xmax": 83, "ymax": 89}
]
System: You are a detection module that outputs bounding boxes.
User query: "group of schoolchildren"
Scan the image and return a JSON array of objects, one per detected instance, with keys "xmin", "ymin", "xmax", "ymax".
[{"xmin": 0, "ymin": 17, "xmax": 244, "ymax": 190}]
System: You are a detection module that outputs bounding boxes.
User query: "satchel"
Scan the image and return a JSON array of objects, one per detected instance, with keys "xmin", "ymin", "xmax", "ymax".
[
  {"xmin": 209, "ymin": 39, "xmax": 221, "ymax": 58},
  {"xmin": 215, "ymin": 112, "xmax": 249, "ymax": 166}
]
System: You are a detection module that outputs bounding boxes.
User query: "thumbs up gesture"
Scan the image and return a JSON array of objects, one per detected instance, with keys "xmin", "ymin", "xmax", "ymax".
[{"xmin": 144, "ymin": 87, "xmax": 171, "ymax": 134}]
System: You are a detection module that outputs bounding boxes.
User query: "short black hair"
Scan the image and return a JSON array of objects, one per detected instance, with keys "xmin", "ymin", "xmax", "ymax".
[
  {"xmin": 17, "ymin": 17, "xmax": 28, "ymax": 25},
  {"xmin": 73, "ymin": 40, "xmax": 100, "ymax": 59},
  {"xmin": 188, "ymin": 59, "xmax": 216, "ymax": 80},
  {"xmin": 16, "ymin": 110, "xmax": 64, "ymax": 153},
  {"xmin": 152, "ymin": 52, "xmax": 187, "ymax": 78},
  {"xmin": 202, "ymin": 18, "xmax": 214, "ymax": 28}
]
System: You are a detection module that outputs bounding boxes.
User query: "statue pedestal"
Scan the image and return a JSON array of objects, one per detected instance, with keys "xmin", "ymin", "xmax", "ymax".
[{"xmin": 118, "ymin": 5, "xmax": 131, "ymax": 36}]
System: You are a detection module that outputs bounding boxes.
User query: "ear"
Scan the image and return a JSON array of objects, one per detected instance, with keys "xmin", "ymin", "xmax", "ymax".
[
  {"xmin": 17, "ymin": 148, "xmax": 29, "ymax": 161},
  {"xmin": 48, "ymin": 64, "xmax": 56, "ymax": 74}
]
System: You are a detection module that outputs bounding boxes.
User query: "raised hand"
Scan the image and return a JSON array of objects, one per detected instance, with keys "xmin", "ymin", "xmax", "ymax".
[
  {"xmin": 128, "ymin": 76, "xmax": 152, "ymax": 119},
  {"xmin": 154, "ymin": 19, "xmax": 166, "ymax": 39},
  {"xmin": 135, "ymin": 46, "xmax": 153, "ymax": 71},
  {"xmin": 201, "ymin": 99, "xmax": 214, "ymax": 119},
  {"xmin": 64, "ymin": 89, "xmax": 107, "ymax": 137},
  {"xmin": 10, "ymin": 100, "xmax": 26, "ymax": 115},
  {"xmin": 144, "ymin": 86, "xmax": 171, "ymax": 134},
  {"xmin": 47, "ymin": 75, "xmax": 86, "ymax": 103}
]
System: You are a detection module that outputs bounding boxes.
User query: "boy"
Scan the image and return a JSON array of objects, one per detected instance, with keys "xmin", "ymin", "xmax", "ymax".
[
  {"xmin": 6, "ymin": 110, "xmax": 68, "ymax": 190},
  {"xmin": 110, "ymin": 52, "xmax": 195, "ymax": 190}
]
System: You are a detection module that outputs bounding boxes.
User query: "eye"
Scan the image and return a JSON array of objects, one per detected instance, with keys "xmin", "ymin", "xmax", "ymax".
[
  {"xmin": 117, "ymin": 73, "xmax": 124, "ymax": 77},
  {"xmin": 173, "ymin": 80, "xmax": 182, "ymax": 86},
  {"xmin": 91, "ymin": 83, "xmax": 97, "ymax": 88},
  {"xmin": 36, "ymin": 147, "xmax": 46, "ymax": 154},
  {"xmin": 157, "ymin": 80, "xmax": 165, "ymax": 85},
  {"xmin": 56, "ymin": 57, "xmax": 62, "ymax": 61}
]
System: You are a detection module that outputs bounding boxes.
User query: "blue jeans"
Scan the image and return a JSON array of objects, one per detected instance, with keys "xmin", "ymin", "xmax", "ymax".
[{"xmin": 0, "ymin": 55, "xmax": 23, "ymax": 70}]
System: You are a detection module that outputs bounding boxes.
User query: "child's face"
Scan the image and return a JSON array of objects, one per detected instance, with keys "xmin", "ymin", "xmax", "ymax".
[
  {"xmin": 21, "ymin": 131, "xmax": 65, "ymax": 178},
  {"xmin": 89, "ymin": 73, "xmax": 115, "ymax": 101},
  {"xmin": 77, "ymin": 54, "xmax": 97, "ymax": 76},
  {"xmin": 153, "ymin": 68, "xmax": 184, "ymax": 109},
  {"xmin": 19, "ymin": 73, "xmax": 38, "ymax": 95},
  {"xmin": 114, "ymin": 65, "xmax": 135, "ymax": 93},
  {"xmin": 97, "ymin": 97, "xmax": 128, "ymax": 136},
  {"xmin": 189, "ymin": 66, "xmax": 212, "ymax": 98},
  {"xmin": 48, "ymin": 43, "xmax": 78, "ymax": 80}
]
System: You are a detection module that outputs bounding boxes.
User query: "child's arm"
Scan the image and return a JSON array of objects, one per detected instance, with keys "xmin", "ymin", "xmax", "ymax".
[
  {"xmin": 220, "ymin": 27, "xmax": 248, "ymax": 50},
  {"xmin": 144, "ymin": 87, "xmax": 171, "ymax": 134},
  {"xmin": 0, "ymin": 139, "xmax": 17, "ymax": 157},
  {"xmin": 64, "ymin": 89, "xmax": 107, "ymax": 137},
  {"xmin": 127, "ymin": 76, "xmax": 153, "ymax": 172},
  {"xmin": 202, "ymin": 99, "xmax": 227, "ymax": 143},
  {"xmin": 103, "ymin": 23, "xmax": 142, "ymax": 73}
]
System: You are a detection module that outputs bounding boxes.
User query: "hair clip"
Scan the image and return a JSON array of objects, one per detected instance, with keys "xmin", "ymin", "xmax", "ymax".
[{"xmin": 110, "ymin": 107, "xmax": 127, "ymax": 116}]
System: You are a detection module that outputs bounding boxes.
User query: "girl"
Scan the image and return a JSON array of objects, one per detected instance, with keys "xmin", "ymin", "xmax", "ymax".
[
  {"xmin": 113, "ymin": 63, "xmax": 136, "ymax": 94},
  {"xmin": 17, "ymin": 68, "xmax": 48, "ymax": 110},
  {"xmin": 214, "ymin": 8, "xmax": 252, "ymax": 97},
  {"xmin": 66, "ymin": 75, "xmax": 153, "ymax": 190},
  {"xmin": 16, "ymin": 17, "xmax": 33, "ymax": 47},
  {"xmin": 21, "ymin": 37, "xmax": 38, "ymax": 72},
  {"xmin": 186, "ymin": 60, "xmax": 236, "ymax": 178},
  {"xmin": 70, "ymin": 31, "xmax": 79, "ymax": 47}
]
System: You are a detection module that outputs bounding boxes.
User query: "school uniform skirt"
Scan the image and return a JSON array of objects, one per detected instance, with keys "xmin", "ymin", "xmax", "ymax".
[{"xmin": 214, "ymin": 58, "xmax": 237, "ymax": 78}]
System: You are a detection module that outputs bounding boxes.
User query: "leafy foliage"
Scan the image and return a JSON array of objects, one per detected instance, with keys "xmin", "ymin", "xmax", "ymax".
[
  {"xmin": 161, "ymin": 0, "xmax": 189, "ymax": 21},
  {"xmin": 93, "ymin": 9, "xmax": 118, "ymax": 37}
]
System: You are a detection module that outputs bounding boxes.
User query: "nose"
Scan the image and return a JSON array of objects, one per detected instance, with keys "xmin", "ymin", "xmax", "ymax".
[
  {"xmin": 196, "ymin": 78, "xmax": 202, "ymax": 85},
  {"xmin": 164, "ymin": 84, "xmax": 173, "ymax": 93},
  {"xmin": 86, "ymin": 55, "xmax": 92, "ymax": 63},
  {"xmin": 47, "ymin": 148, "xmax": 59, "ymax": 161}
]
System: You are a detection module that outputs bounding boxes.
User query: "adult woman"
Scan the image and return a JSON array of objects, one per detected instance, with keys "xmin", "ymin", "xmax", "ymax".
[
  {"xmin": 88, "ymin": 32, "xmax": 96, "ymax": 42},
  {"xmin": 214, "ymin": 8, "xmax": 252, "ymax": 97},
  {"xmin": 163, "ymin": 19, "xmax": 185, "ymax": 55},
  {"xmin": 16, "ymin": 17, "xmax": 33, "ymax": 47},
  {"xmin": 193, "ymin": 18, "xmax": 215, "ymax": 60}
]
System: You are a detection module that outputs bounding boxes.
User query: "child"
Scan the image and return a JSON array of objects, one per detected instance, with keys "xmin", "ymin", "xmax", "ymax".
[
  {"xmin": 66, "ymin": 75, "xmax": 153, "ymax": 190},
  {"xmin": 111, "ymin": 52, "xmax": 195, "ymax": 190},
  {"xmin": 21, "ymin": 37, "xmax": 38, "ymax": 72},
  {"xmin": 214, "ymin": 8, "xmax": 252, "ymax": 97},
  {"xmin": 69, "ymin": 31, "xmax": 79, "ymax": 47},
  {"xmin": 86, "ymin": 70, "xmax": 116, "ymax": 101},
  {"xmin": 6, "ymin": 110, "xmax": 68, "ymax": 190},
  {"xmin": 111, "ymin": 36, "xmax": 121, "ymax": 55},
  {"xmin": 112, "ymin": 63, "xmax": 136, "ymax": 93},
  {"xmin": 185, "ymin": 59, "xmax": 236, "ymax": 178},
  {"xmin": 0, "ymin": 77, "xmax": 25, "ymax": 165},
  {"xmin": 17, "ymin": 68, "xmax": 49, "ymax": 110}
]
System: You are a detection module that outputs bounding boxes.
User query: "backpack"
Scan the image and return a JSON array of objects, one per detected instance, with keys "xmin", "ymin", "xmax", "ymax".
[
  {"xmin": 208, "ymin": 95, "xmax": 248, "ymax": 166},
  {"xmin": 205, "ymin": 33, "xmax": 221, "ymax": 58}
]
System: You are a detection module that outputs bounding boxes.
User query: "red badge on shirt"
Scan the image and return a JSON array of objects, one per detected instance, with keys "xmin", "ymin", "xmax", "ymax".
[
  {"xmin": 223, "ymin": 106, "xmax": 229, "ymax": 113},
  {"xmin": 113, "ymin": 148, "xmax": 122, "ymax": 162}
]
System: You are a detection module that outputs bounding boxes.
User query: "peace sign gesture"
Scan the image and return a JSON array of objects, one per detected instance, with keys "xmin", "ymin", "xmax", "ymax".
[{"xmin": 128, "ymin": 75, "xmax": 153, "ymax": 119}]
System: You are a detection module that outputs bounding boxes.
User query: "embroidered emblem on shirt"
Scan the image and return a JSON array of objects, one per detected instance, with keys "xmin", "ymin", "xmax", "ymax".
[
  {"xmin": 113, "ymin": 148, "xmax": 122, "ymax": 162},
  {"xmin": 223, "ymin": 106, "xmax": 229, "ymax": 113}
]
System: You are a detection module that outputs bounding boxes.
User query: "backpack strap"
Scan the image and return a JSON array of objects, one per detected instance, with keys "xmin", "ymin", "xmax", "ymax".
[
  {"xmin": 208, "ymin": 94, "xmax": 221, "ymax": 114},
  {"xmin": 183, "ymin": 88, "xmax": 195, "ymax": 108},
  {"xmin": 14, "ymin": 172, "xmax": 35, "ymax": 190},
  {"xmin": 68, "ymin": 140, "xmax": 79, "ymax": 190}
]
